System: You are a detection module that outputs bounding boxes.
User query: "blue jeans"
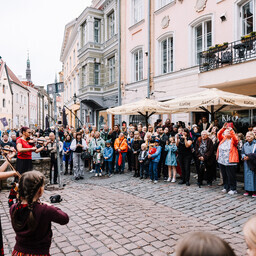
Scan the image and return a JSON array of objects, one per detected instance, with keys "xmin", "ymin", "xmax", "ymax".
[
  {"xmin": 95, "ymin": 163, "xmax": 101, "ymax": 174},
  {"xmin": 105, "ymin": 161, "xmax": 112, "ymax": 174},
  {"xmin": 115, "ymin": 152, "xmax": 127, "ymax": 172},
  {"xmin": 149, "ymin": 161, "xmax": 159, "ymax": 181}
]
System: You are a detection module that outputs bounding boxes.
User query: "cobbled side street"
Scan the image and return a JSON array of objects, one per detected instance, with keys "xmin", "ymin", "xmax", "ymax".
[{"xmin": 1, "ymin": 173, "xmax": 253, "ymax": 256}]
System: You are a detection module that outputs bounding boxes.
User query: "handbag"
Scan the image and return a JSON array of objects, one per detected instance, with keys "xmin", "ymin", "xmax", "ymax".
[{"xmin": 81, "ymin": 151, "xmax": 91, "ymax": 160}]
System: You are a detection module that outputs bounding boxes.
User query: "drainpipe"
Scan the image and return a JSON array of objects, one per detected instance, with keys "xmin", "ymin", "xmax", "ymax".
[
  {"xmin": 118, "ymin": 0, "xmax": 121, "ymax": 123},
  {"xmin": 147, "ymin": 0, "xmax": 151, "ymax": 99}
]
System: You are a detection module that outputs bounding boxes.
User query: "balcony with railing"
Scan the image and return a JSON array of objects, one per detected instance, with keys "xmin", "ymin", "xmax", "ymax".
[{"xmin": 199, "ymin": 35, "xmax": 256, "ymax": 73}]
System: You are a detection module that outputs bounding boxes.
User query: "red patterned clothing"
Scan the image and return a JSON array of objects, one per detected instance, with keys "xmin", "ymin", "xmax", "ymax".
[{"xmin": 12, "ymin": 250, "xmax": 50, "ymax": 256}]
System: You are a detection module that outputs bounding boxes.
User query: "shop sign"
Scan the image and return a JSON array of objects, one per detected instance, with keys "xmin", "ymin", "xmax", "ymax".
[{"xmin": 222, "ymin": 114, "xmax": 239, "ymax": 123}]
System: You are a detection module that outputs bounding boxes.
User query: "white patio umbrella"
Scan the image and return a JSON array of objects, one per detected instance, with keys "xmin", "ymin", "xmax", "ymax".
[
  {"xmin": 107, "ymin": 98, "xmax": 170, "ymax": 127},
  {"xmin": 161, "ymin": 88, "xmax": 256, "ymax": 120}
]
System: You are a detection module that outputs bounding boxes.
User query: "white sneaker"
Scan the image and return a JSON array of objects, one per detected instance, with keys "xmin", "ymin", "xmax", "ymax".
[
  {"xmin": 95, "ymin": 173, "xmax": 98, "ymax": 177},
  {"xmin": 90, "ymin": 169, "xmax": 96, "ymax": 173},
  {"xmin": 154, "ymin": 180, "xmax": 158, "ymax": 184},
  {"xmin": 221, "ymin": 189, "xmax": 227, "ymax": 193},
  {"xmin": 99, "ymin": 173, "xmax": 102, "ymax": 177},
  {"xmin": 171, "ymin": 178, "xmax": 176, "ymax": 183},
  {"xmin": 228, "ymin": 190, "xmax": 237, "ymax": 195},
  {"xmin": 167, "ymin": 177, "xmax": 171, "ymax": 182}
]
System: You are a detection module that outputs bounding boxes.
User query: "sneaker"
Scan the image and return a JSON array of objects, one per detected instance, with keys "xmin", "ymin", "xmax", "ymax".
[
  {"xmin": 164, "ymin": 177, "xmax": 168, "ymax": 182},
  {"xmin": 95, "ymin": 173, "xmax": 98, "ymax": 177},
  {"xmin": 154, "ymin": 180, "xmax": 158, "ymax": 184},
  {"xmin": 167, "ymin": 177, "xmax": 171, "ymax": 182},
  {"xmin": 244, "ymin": 192, "xmax": 249, "ymax": 196},
  {"xmin": 171, "ymin": 178, "xmax": 176, "ymax": 183},
  {"xmin": 108, "ymin": 174, "xmax": 113, "ymax": 177},
  {"xmin": 228, "ymin": 190, "xmax": 237, "ymax": 195},
  {"xmin": 252, "ymin": 194, "xmax": 256, "ymax": 198},
  {"xmin": 99, "ymin": 173, "xmax": 102, "ymax": 177},
  {"xmin": 90, "ymin": 169, "xmax": 96, "ymax": 173},
  {"xmin": 221, "ymin": 189, "xmax": 227, "ymax": 193}
]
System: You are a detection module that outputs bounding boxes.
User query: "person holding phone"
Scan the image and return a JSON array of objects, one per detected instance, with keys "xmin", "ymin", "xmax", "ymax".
[{"xmin": 217, "ymin": 123, "xmax": 239, "ymax": 195}]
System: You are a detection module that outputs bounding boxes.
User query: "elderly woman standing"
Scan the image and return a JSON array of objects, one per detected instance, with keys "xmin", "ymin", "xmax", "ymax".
[
  {"xmin": 217, "ymin": 123, "xmax": 239, "ymax": 195},
  {"xmin": 195, "ymin": 130, "xmax": 215, "ymax": 186},
  {"xmin": 242, "ymin": 131, "xmax": 256, "ymax": 197}
]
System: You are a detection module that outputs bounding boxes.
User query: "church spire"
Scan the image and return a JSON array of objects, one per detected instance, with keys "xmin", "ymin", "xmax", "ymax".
[{"xmin": 26, "ymin": 51, "xmax": 31, "ymax": 81}]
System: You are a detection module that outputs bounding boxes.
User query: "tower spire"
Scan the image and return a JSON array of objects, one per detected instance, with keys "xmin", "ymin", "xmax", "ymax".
[{"xmin": 26, "ymin": 50, "xmax": 31, "ymax": 81}]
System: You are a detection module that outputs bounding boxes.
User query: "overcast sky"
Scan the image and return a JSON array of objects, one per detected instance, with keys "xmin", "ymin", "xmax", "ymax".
[{"xmin": 0, "ymin": 0, "xmax": 91, "ymax": 86}]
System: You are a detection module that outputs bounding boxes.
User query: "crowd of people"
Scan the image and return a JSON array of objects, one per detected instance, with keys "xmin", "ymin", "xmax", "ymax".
[
  {"xmin": 0, "ymin": 117, "xmax": 256, "ymax": 255},
  {"xmin": 1, "ymin": 117, "xmax": 256, "ymax": 197}
]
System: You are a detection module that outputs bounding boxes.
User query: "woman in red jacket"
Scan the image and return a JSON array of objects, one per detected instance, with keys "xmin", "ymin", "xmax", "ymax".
[{"xmin": 217, "ymin": 123, "xmax": 239, "ymax": 195}]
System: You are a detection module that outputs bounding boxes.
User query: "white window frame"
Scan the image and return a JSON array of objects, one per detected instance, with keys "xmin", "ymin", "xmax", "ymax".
[
  {"xmin": 132, "ymin": 48, "xmax": 143, "ymax": 82},
  {"xmin": 94, "ymin": 19, "xmax": 101, "ymax": 43},
  {"xmin": 108, "ymin": 56, "xmax": 115, "ymax": 83},
  {"xmin": 158, "ymin": 0, "xmax": 173, "ymax": 9},
  {"xmin": 132, "ymin": 0, "xmax": 143, "ymax": 25},
  {"xmin": 108, "ymin": 11, "xmax": 115, "ymax": 39},
  {"xmin": 94, "ymin": 63, "xmax": 100, "ymax": 85},
  {"xmin": 82, "ymin": 22, "xmax": 87, "ymax": 46},
  {"xmin": 82, "ymin": 65, "xmax": 86, "ymax": 87},
  {"xmin": 160, "ymin": 36, "xmax": 174, "ymax": 74},
  {"xmin": 190, "ymin": 15, "xmax": 213, "ymax": 66},
  {"xmin": 241, "ymin": 0, "xmax": 255, "ymax": 36}
]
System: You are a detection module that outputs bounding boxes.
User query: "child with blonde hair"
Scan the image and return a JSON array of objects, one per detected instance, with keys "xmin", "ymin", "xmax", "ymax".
[{"xmin": 165, "ymin": 137, "xmax": 177, "ymax": 182}]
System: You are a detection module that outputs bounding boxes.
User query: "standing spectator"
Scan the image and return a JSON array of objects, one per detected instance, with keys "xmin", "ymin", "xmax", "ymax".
[
  {"xmin": 199, "ymin": 117, "xmax": 210, "ymax": 132},
  {"xmin": 93, "ymin": 146, "xmax": 103, "ymax": 177},
  {"xmin": 195, "ymin": 131, "xmax": 215, "ymax": 186},
  {"xmin": 114, "ymin": 133, "xmax": 128, "ymax": 174},
  {"xmin": 154, "ymin": 119, "xmax": 162, "ymax": 132},
  {"xmin": 242, "ymin": 132, "xmax": 256, "ymax": 197},
  {"xmin": 162, "ymin": 119, "xmax": 173, "ymax": 133},
  {"xmin": 89, "ymin": 131, "xmax": 105, "ymax": 154},
  {"xmin": 131, "ymin": 131, "xmax": 143, "ymax": 177},
  {"xmin": 48, "ymin": 132, "xmax": 59, "ymax": 184},
  {"xmin": 70, "ymin": 132, "xmax": 87, "ymax": 180},
  {"xmin": 103, "ymin": 140, "xmax": 113, "ymax": 177},
  {"xmin": 138, "ymin": 124, "xmax": 145, "ymax": 140},
  {"xmin": 0, "ymin": 133, "xmax": 12, "ymax": 148},
  {"xmin": 101, "ymin": 125, "xmax": 109, "ymax": 141},
  {"xmin": 109, "ymin": 125, "xmax": 120, "ymax": 169},
  {"xmin": 176, "ymin": 128, "xmax": 193, "ymax": 186},
  {"xmin": 10, "ymin": 134, "xmax": 17, "ymax": 151},
  {"xmin": 170, "ymin": 125, "xmax": 178, "ymax": 137},
  {"xmin": 252, "ymin": 126, "xmax": 256, "ymax": 138},
  {"xmin": 148, "ymin": 139, "xmax": 162, "ymax": 184},
  {"xmin": 217, "ymin": 123, "xmax": 239, "ymax": 195},
  {"xmin": 63, "ymin": 135, "xmax": 73, "ymax": 175},
  {"xmin": 127, "ymin": 132, "xmax": 134, "ymax": 172},
  {"xmin": 138, "ymin": 143, "xmax": 149, "ymax": 179},
  {"xmin": 148, "ymin": 125, "xmax": 154, "ymax": 134},
  {"xmin": 165, "ymin": 137, "xmax": 178, "ymax": 182},
  {"xmin": 191, "ymin": 125, "xmax": 201, "ymax": 176},
  {"xmin": 237, "ymin": 133, "xmax": 244, "ymax": 173},
  {"xmin": 159, "ymin": 127, "xmax": 169, "ymax": 181}
]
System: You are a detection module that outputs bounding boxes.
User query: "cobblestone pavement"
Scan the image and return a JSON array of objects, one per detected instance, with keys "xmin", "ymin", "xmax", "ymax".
[{"xmin": 0, "ymin": 171, "xmax": 253, "ymax": 256}]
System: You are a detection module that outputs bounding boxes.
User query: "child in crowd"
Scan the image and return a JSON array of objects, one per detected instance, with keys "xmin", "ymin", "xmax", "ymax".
[
  {"xmin": 138, "ymin": 143, "xmax": 149, "ymax": 179},
  {"xmin": 176, "ymin": 232, "xmax": 236, "ymax": 256},
  {"xmin": 244, "ymin": 216, "xmax": 256, "ymax": 256},
  {"xmin": 93, "ymin": 146, "xmax": 103, "ymax": 177},
  {"xmin": 165, "ymin": 137, "xmax": 178, "ymax": 182},
  {"xmin": 103, "ymin": 140, "xmax": 114, "ymax": 177},
  {"xmin": 148, "ymin": 139, "xmax": 162, "ymax": 184},
  {"xmin": 10, "ymin": 171, "xmax": 69, "ymax": 256}
]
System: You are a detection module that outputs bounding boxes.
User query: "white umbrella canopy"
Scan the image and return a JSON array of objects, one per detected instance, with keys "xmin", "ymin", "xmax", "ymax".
[
  {"xmin": 161, "ymin": 88, "xmax": 256, "ymax": 118},
  {"xmin": 107, "ymin": 98, "xmax": 170, "ymax": 126}
]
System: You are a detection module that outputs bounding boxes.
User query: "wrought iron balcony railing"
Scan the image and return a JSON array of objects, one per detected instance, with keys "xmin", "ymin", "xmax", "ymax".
[{"xmin": 199, "ymin": 36, "xmax": 256, "ymax": 72}]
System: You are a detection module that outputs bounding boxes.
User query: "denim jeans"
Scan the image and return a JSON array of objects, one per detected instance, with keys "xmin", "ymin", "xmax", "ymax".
[
  {"xmin": 95, "ymin": 163, "xmax": 101, "ymax": 174},
  {"xmin": 149, "ymin": 161, "xmax": 159, "ymax": 181},
  {"xmin": 140, "ymin": 162, "xmax": 149, "ymax": 178},
  {"xmin": 105, "ymin": 161, "xmax": 112, "ymax": 174},
  {"xmin": 115, "ymin": 152, "xmax": 127, "ymax": 172}
]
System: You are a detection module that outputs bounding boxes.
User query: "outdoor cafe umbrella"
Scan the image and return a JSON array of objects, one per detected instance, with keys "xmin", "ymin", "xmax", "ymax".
[
  {"xmin": 107, "ymin": 98, "xmax": 170, "ymax": 127},
  {"xmin": 161, "ymin": 88, "xmax": 256, "ymax": 120}
]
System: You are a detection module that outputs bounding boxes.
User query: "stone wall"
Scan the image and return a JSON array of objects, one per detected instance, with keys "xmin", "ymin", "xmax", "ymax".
[{"xmin": 0, "ymin": 158, "xmax": 51, "ymax": 190}]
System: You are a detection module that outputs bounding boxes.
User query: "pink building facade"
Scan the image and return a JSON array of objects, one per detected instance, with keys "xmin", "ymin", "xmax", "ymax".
[{"xmin": 121, "ymin": 0, "xmax": 256, "ymax": 126}]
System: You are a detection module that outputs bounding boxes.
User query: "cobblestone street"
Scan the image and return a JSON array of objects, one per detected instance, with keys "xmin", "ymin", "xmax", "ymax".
[{"xmin": 1, "ymin": 172, "xmax": 253, "ymax": 256}]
